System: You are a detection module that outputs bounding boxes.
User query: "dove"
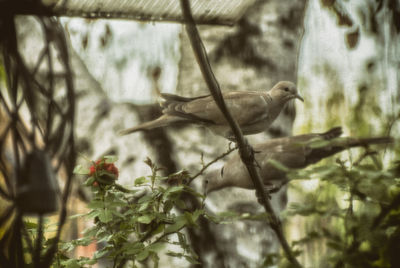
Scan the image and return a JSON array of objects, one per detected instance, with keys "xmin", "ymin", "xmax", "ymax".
[
  {"xmin": 203, "ymin": 127, "xmax": 393, "ymax": 194},
  {"xmin": 119, "ymin": 81, "xmax": 303, "ymax": 139}
]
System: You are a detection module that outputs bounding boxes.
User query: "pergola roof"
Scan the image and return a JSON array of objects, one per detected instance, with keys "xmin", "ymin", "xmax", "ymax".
[{"xmin": 46, "ymin": 0, "xmax": 256, "ymax": 25}]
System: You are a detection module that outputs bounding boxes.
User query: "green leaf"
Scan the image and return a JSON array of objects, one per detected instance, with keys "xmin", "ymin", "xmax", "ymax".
[
  {"xmin": 184, "ymin": 255, "xmax": 200, "ymax": 264},
  {"xmin": 73, "ymin": 164, "xmax": 90, "ymax": 175},
  {"xmin": 150, "ymin": 252, "xmax": 160, "ymax": 268},
  {"xmin": 184, "ymin": 211, "xmax": 197, "ymax": 226},
  {"xmin": 218, "ymin": 211, "xmax": 239, "ymax": 219},
  {"xmin": 136, "ymin": 249, "xmax": 149, "ymax": 261},
  {"xmin": 191, "ymin": 209, "xmax": 204, "ymax": 222},
  {"xmin": 96, "ymin": 175, "xmax": 116, "ymax": 185},
  {"xmin": 135, "ymin": 176, "xmax": 147, "ymax": 186},
  {"xmin": 96, "ymin": 228, "xmax": 108, "ymax": 239},
  {"xmin": 111, "ymin": 210, "xmax": 125, "ymax": 218},
  {"xmin": 164, "ymin": 216, "xmax": 186, "ymax": 233},
  {"xmin": 166, "ymin": 251, "xmax": 183, "ymax": 258},
  {"xmin": 83, "ymin": 176, "xmax": 95, "ymax": 186},
  {"xmin": 163, "ymin": 186, "xmax": 185, "ymax": 201},
  {"xmin": 77, "ymin": 236, "xmax": 93, "ymax": 246},
  {"xmin": 176, "ymin": 232, "xmax": 191, "ymax": 253},
  {"xmin": 98, "ymin": 209, "xmax": 113, "ymax": 223},
  {"xmin": 88, "ymin": 200, "xmax": 105, "ymax": 209},
  {"xmin": 62, "ymin": 259, "xmax": 81, "ymax": 268},
  {"xmin": 138, "ymin": 201, "xmax": 150, "ymax": 212},
  {"xmin": 69, "ymin": 213, "xmax": 87, "ymax": 219},
  {"xmin": 166, "ymin": 251, "xmax": 199, "ymax": 264},
  {"xmin": 104, "ymin": 155, "xmax": 118, "ymax": 163},
  {"xmin": 137, "ymin": 215, "xmax": 154, "ymax": 224},
  {"xmin": 82, "ymin": 226, "xmax": 98, "ymax": 237},
  {"xmin": 93, "ymin": 248, "xmax": 109, "ymax": 259},
  {"xmin": 165, "ymin": 186, "xmax": 184, "ymax": 194},
  {"xmin": 97, "ymin": 234, "xmax": 113, "ymax": 243},
  {"xmin": 151, "ymin": 224, "xmax": 165, "ymax": 236},
  {"xmin": 61, "ymin": 242, "xmax": 75, "ymax": 252},
  {"xmin": 267, "ymin": 159, "xmax": 290, "ymax": 172},
  {"xmin": 175, "ymin": 199, "xmax": 186, "ymax": 209},
  {"xmin": 182, "ymin": 185, "xmax": 205, "ymax": 199},
  {"xmin": 124, "ymin": 242, "xmax": 145, "ymax": 255},
  {"xmin": 87, "ymin": 210, "xmax": 100, "ymax": 219},
  {"xmin": 138, "ymin": 195, "xmax": 153, "ymax": 204},
  {"xmin": 79, "ymin": 258, "xmax": 97, "ymax": 265},
  {"xmin": 163, "ymin": 200, "xmax": 173, "ymax": 213},
  {"xmin": 147, "ymin": 242, "xmax": 165, "ymax": 253}
]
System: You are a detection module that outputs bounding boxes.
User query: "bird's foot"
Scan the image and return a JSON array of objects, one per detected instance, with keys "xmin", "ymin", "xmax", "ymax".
[
  {"xmin": 255, "ymin": 183, "xmax": 284, "ymax": 203},
  {"xmin": 264, "ymin": 184, "xmax": 281, "ymax": 194},
  {"xmin": 227, "ymin": 136, "xmax": 236, "ymax": 142},
  {"xmin": 254, "ymin": 158, "xmax": 262, "ymax": 169},
  {"xmin": 255, "ymin": 187, "xmax": 272, "ymax": 204}
]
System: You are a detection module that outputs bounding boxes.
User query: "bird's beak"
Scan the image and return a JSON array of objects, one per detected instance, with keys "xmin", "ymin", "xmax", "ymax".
[{"xmin": 294, "ymin": 94, "xmax": 304, "ymax": 102}]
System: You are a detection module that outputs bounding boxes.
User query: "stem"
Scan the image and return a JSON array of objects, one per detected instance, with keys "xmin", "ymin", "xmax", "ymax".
[
  {"xmin": 188, "ymin": 146, "xmax": 237, "ymax": 184},
  {"xmin": 100, "ymin": 190, "xmax": 121, "ymax": 266}
]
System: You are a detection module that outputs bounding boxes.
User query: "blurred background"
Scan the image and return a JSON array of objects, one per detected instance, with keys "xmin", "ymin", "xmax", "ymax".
[{"xmin": 1, "ymin": 0, "xmax": 399, "ymax": 267}]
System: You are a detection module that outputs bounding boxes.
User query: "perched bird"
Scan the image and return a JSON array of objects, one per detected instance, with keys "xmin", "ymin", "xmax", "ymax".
[
  {"xmin": 203, "ymin": 127, "xmax": 393, "ymax": 194},
  {"xmin": 120, "ymin": 81, "xmax": 303, "ymax": 139}
]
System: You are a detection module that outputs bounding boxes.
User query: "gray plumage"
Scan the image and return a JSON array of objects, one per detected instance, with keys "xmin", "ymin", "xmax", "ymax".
[
  {"xmin": 203, "ymin": 127, "xmax": 393, "ymax": 193},
  {"xmin": 119, "ymin": 81, "xmax": 303, "ymax": 139}
]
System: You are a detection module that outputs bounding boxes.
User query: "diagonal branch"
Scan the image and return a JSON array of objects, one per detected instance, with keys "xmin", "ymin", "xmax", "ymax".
[{"xmin": 179, "ymin": 1, "xmax": 301, "ymax": 267}]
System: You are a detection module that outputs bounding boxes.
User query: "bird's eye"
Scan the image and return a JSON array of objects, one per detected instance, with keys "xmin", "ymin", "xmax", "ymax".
[{"xmin": 283, "ymin": 87, "xmax": 289, "ymax": 92}]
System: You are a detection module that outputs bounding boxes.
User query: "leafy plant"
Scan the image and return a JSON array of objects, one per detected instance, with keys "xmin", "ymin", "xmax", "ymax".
[
  {"xmin": 285, "ymin": 153, "xmax": 400, "ymax": 268},
  {"xmin": 56, "ymin": 156, "xmax": 205, "ymax": 267},
  {"xmin": 18, "ymin": 148, "xmax": 399, "ymax": 268}
]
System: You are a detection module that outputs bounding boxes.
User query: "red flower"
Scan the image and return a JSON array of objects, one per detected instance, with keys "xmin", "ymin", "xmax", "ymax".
[
  {"xmin": 89, "ymin": 158, "xmax": 119, "ymax": 186},
  {"xmin": 89, "ymin": 165, "xmax": 96, "ymax": 176}
]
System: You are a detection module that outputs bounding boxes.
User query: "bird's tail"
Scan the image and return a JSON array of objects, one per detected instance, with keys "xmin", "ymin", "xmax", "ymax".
[
  {"xmin": 160, "ymin": 93, "xmax": 213, "ymax": 124},
  {"xmin": 321, "ymin": 127, "xmax": 343, "ymax": 140},
  {"xmin": 344, "ymin": 136, "xmax": 394, "ymax": 148},
  {"xmin": 119, "ymin": 115, "xmax": 182, "ymax": 136},
  {"xmin": 306, "ymin": 136, "xmax": 393, "ymax": 165}
]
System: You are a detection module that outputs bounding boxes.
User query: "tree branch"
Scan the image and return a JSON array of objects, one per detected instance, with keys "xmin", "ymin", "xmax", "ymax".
[{"xmin": 179, "ymin": 1, "xmax": 301, "ymax": 267}]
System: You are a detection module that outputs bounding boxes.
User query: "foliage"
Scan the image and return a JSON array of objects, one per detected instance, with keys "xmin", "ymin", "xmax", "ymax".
[
  {"xmin": 18, "ymin": 149, "xmax": 400, "ymax": 268},
  {"xmin": 284, "ymin": 152, "xmax": 400, "ymax": 268},
  {"xmin": 54, "ymin": 156, "xmax": 205, "ymax": 267}
]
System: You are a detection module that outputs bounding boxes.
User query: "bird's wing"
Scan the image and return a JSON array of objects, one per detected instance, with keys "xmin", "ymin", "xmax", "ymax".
[
  {"xmin": 254, "ymin": 127, "xmax": 344, "ymax": 152},
  {"xmin": 180, "ymin": 91, "xmax": 271, "ymax": 125},
  {"xmin": 161, "ymin": 93, "xmax": 210, "ymax": 103},
  {"xmin": 256, "ymin": 142, "xmax": 308, "ymax": 170}
]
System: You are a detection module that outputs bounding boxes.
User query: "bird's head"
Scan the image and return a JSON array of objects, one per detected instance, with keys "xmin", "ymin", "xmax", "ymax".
[
  {"xmin": 269, "ymin": 81, "xmax": 304, "ymax": 103},
  {"xmin": 201, "ymin": 169, "xmax": 224, "ymax": 196}
]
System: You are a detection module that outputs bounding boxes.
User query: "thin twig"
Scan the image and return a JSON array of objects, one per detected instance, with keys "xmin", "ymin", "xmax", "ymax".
[
  {"xmin": 153, "ymin": 226, "xmax": 186, "ymax": 245},
  {"xmin": 188, "ymin": 146, "xmax": 237, "ymax": 184},
  {"xmin": 179, "ymin": 1, "xmax": 301, "ymax": 267},
  {"xmin": 353, "ymin": 150, "xmax": 377, "ymax": 167},
  {"xmin": 371, "ymin": 193, "xmax": 400, "ymax": 229}
]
